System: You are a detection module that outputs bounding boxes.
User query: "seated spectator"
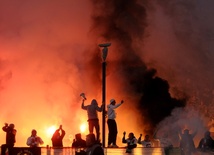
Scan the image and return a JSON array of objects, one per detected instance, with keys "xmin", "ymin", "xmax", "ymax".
[
  {"xmin": 26, "ymin": 129, "xmax": 44, "ymax": 147},
  {"xmin": 122, "ymin": 131, "xmax": 137, "ymax": 153},
  {"xmin": 198, "ymin": 131, "xmax": 214, "ymax": 152},
  {"xmin": 72, "ymin": 133, "xmax": 86, "ymax": 148},
  {"xmin": 138, "ymin": 134, "xmax": 153, "ymax": 147}
]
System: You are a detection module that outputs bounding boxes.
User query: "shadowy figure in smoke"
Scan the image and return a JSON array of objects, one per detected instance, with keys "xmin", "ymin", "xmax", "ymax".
[
  {"xmin": 197, "ymin": 131, "xmax": 214, "ymax": 152},
  {"xmin": 51, "ymin": 125, "xmax": 66, "ymax": 148},
  {"xmin": 72, "ymin": 133, "xmax": 87, "ymax": 155},
  {"xmin": 138, "ymin": 134, "xmax": 153, "ymax": 147},
  {"xmin": 179, "ymin": 128, "xmax": 197, "ymax": 155},
  {"xmin": 1, "ymin": 123, "xmax": 17, "ymax": 155},
  {"xmin": 72, "ymin": 133, "xmax": 86, "ymax": 148},
  {"xmin": 85, "ymin": 133, "xmax": 104, "ymax": 155}
]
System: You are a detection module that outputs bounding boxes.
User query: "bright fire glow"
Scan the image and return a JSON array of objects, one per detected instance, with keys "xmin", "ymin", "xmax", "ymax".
[
  {"xmin": 46, "ymin": 126, "xmax": 57, "ymax": 137},
  {"xmin": 80, "ymin": 123, "xmax": 87, "ymax": 133}
]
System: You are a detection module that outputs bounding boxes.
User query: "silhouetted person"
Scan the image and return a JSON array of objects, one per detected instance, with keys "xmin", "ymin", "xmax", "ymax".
[
  {"xmin": 51, "ymin": 125, "xmax": 65, "ymax": 148},
  {"xmin": 1, "ymin": 123, "xmax": 16, "ymax": 155},
  {"xmin": 179, "ymin": 129, "xmax": 197, "ymax": 155},
  {"xmin": 72, "ymin": 133, "xmax": 86, "ymax": 148},
  {"xmin": 107, "ymin": 99, "xmax": 124, "ymax": 148},
  {"xmin": 198, "ymin": 131, "xmax": 214, "ymax": 152},
  {"xmin": 85, "ymin": 133, "xmax": 104, "ymax": 155},
  {"xmin": 27, "ymin": 129, "xmax": 44, "ymax": 147},
  {"xmin": 138, "ymin": 134, "xmax": 153, "ymax": 147},
  {"xmin": 122, "ymin": 131, "xmax": 137, "ymax": 153},
  {"xmin": 81, "ymin": 99, "xmax": 104, "ymax": 142}
]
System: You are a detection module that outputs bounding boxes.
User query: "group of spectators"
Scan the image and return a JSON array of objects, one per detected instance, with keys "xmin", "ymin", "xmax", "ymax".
[
  {"xmin": 121, "ymin": 128, "xmax": 214, "ymax": 154},
  {"xmin": 179, "ymin": 129, "xmax": 214, "ymax": 155},
  {"xmin": 0, "ymin": 123, "xmax": 65, "ymax": 155},
  {"xmin": 0, "ymin": 122, "xmax": 101, "ymax": 155},
  {"xmin": 0, "ymin": 97, "xmax": 123, "ymax": 155},
  {"xmin": 2, "ymin": 96, "xmax": 214, "ymax": 155},
  {"xmin": 79, "ymin": 96, "xmax": 214, "ymax": 154},
  {"xmin": 1, "ymin": 123, "xmax": 45, "ymax": 155}
]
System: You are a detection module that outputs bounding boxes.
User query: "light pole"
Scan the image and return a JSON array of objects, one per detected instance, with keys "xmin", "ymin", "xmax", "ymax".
[{"xmin": 98, "ymin": 42, "xmax": 111, "ymax": 148}]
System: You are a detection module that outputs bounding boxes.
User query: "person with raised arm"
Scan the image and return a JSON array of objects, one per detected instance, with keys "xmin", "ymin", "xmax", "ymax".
[
  {"xmin": 51, "ymin": 125, "xmax": 66, "ymax": 148},
  {"xmin": 122, "ymin": 131, "xmax": 137, "ymax": 153},
  {"xmin": 1, "ymin": 123, "xmax": 17, "ymax": 155},
  {"xmin": 107, "ymin": 99, "xmax": 124, "ymax": 148},
  {"xmin": 82, "ymin": 98, "xmax": 104, "ymax": 142}
]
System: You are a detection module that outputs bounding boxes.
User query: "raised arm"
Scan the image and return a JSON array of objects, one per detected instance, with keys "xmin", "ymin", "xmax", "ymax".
[
  {"xmin": 122, "ymin": 131, "xmax": 127, "ymax": 143},
  {"xmin": 178, "ymin": 128, "xmax": 182, "ymax": 140},
  {"xmin": 112, "ymin": 100, "xmax": 124, "ymax": 109},
  {"xmin": 81, "ymin": 99, "xmax": 87, "ymax": 110},
  {"xmin": 192, "ymin": 129, "xmax": 198, "ymax": 138},
  {"xmin": 60, "ymin": 125, "xmax": 66, "ymax": 138},
  {"xmin": 61, "ymin": 129, "xmax": 66, "ymax": 139},
  {"xmin": 138, "ymin": 134, "xmax": 142, "ymax": 144}
]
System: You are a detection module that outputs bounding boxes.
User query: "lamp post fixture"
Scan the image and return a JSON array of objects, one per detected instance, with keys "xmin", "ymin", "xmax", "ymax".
[{"xmin": 98, "ymin": 42, "xmax": 111, "ymax": 148}]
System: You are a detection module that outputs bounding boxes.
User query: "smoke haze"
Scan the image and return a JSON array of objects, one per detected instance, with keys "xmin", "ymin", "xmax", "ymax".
[{"xmin": 0, "ymin": 0, "xmax": 214, "ymax": 147}]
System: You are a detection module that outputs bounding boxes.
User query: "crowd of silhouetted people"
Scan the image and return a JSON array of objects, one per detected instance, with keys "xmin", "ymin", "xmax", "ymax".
[
  {"xmin": 0, "ymin": 122, "xmax": 104, "ymax": 155},
  {"xmin": 2, "ymin": 97, "xmax": 214, "ymax": 155}
]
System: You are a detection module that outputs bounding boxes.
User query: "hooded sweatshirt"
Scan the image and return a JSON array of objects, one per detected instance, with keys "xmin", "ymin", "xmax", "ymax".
[{"xmin": 82, "ymin": 99, "xmax": 103, "ymax": 120}]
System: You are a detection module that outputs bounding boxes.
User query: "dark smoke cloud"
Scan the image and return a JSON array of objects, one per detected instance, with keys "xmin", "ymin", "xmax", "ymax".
[
  {"xmin": 1, "ymin": 0, "xmax": 214, "ymax": 147},
  {"xmin": 142, "ymin": 0, "xmax": 214, "ymax": 145},
  {"xmin": 89, "ymin": 0, "xmax": 187, "ymax": 137}
]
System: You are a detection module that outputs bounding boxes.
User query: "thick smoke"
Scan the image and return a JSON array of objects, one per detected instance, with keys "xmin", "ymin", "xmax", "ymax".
[
  {"xmin": 89, "ymin": 0, "xmax": 214, "ymax": 146},
  {"xmin": 143, "ymin": 0, "xmax": 214, "ymax": 145},
  {"xmin": 0, "ymin": 0, "xmax": 95, "ymax": 146},
  {"xmin": 0, "ymin": 0, "xmax": 214, "ymax": 147},
  {"xmin": 89, "ymin": 0, "xmax": 186, "ymax": 138}
]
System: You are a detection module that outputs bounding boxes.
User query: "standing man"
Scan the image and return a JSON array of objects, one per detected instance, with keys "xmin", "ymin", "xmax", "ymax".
[
  {"xmin": 82, "ymin": 99, "xmax": 104, "ymax": 142},
  {"xmin": 179, "ymin": 129, "xmax": 197, "ymax": 155},
  {"xmin": 107, "ymin": 99, "xmax": 124, "ymax": 148},
  {"xmin": 51, "ymin": 125, "xmax": 66, "ymax": 147},
  {"xmin": 1, "ymin": 123, "xmax": 17, "ymax": 155}
]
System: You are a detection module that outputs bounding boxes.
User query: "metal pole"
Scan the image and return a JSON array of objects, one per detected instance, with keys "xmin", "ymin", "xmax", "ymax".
[
  {"xmin": 102, "ymin": 61, "xmax": 106, "ymax": 148},
  {"xmin": 99, "ymin": 42, "xmax": 111, "ymax": 148}
]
